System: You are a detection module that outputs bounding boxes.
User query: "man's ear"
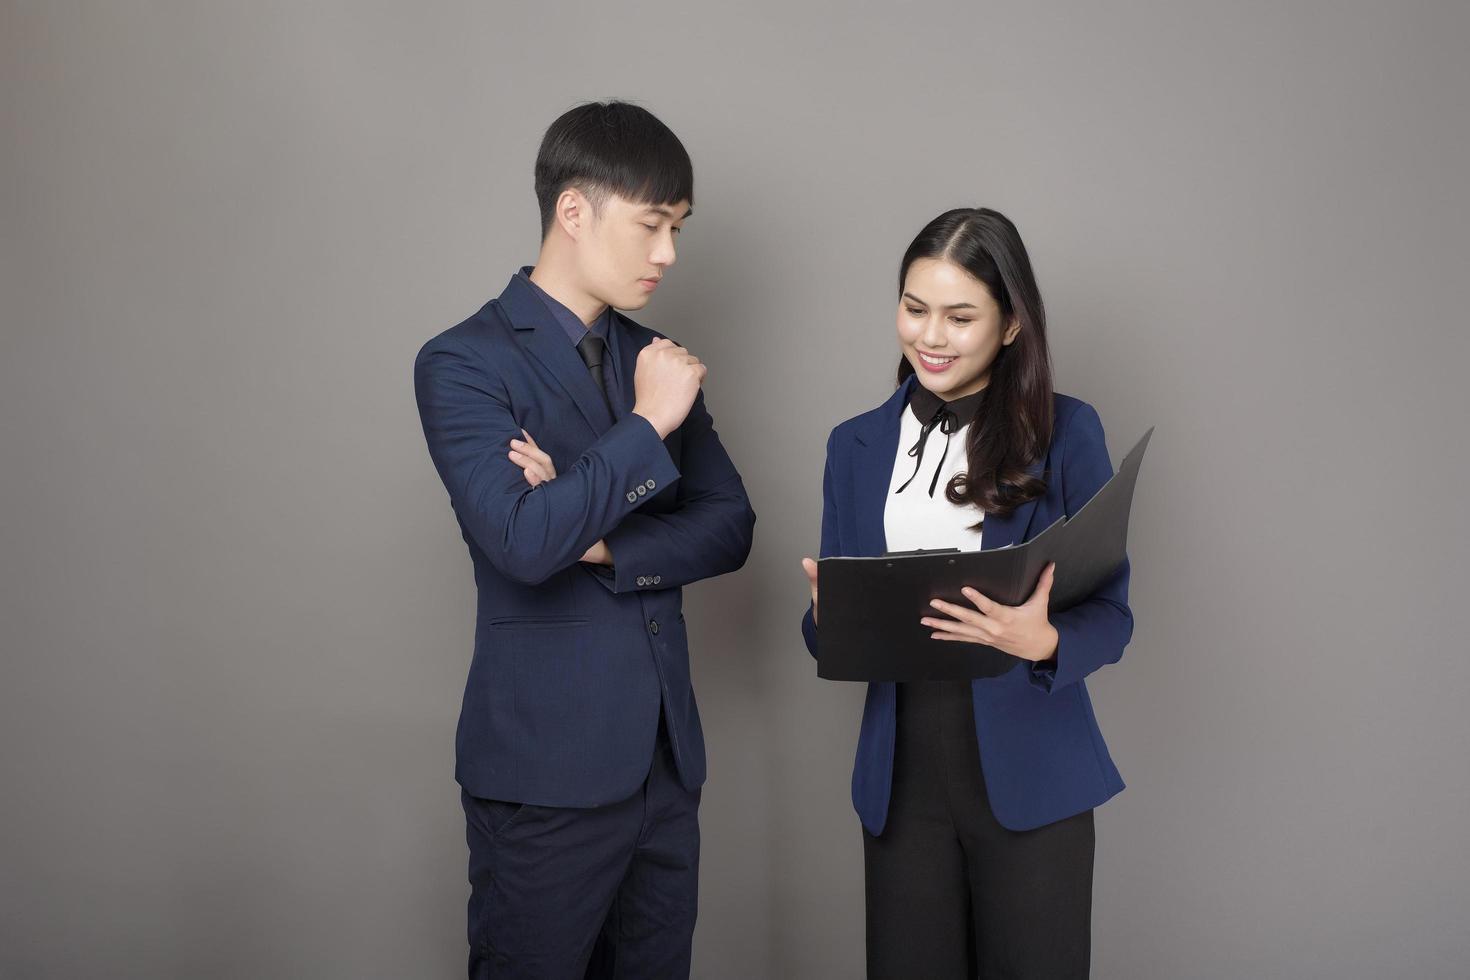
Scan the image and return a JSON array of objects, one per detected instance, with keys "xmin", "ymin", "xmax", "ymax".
[
  {"xmin": 1002, "ymin": 316, "xmax": 1022, "ymax": 346},
  {"xmin": 554, "ymin": 187, "xmax": 588, "ymax": 241}
]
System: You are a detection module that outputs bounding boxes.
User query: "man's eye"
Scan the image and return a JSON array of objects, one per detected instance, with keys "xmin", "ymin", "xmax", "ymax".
[
  {"xmin": 671, "ymin": 227, "xmax": 681, "ymax": 235},
  {"xmin": 642, "ymin": 223, "xmax": 659, "ymax": 231},
  {"xmin": 906, "ymin": 307, "xmax": 926, "ymax": 317}
]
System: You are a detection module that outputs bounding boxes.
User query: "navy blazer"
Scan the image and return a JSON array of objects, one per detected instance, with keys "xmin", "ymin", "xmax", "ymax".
[
  {"xmin": 802, "ymin": 374, "xmax": 1131, "ymax": 833},
  {"xmin": 415, "ymin": 273, "xmax": 756, "ymax": 808}
]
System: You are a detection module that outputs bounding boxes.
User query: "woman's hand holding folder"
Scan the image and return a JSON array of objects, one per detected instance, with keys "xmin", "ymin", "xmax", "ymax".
[{"xmin": 921, "ymin": 561, "xmax": 1061, "ymax": 664}]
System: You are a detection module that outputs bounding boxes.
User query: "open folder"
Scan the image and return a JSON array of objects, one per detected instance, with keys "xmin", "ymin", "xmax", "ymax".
[{"xmin": 816, "ymin": 427, "xmax": 1152, "ymax": 682}]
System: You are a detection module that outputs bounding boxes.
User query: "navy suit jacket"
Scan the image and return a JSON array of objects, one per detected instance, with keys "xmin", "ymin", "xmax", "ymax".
[
  {"xmin": 415, "ymin": 273, "xmax": 756, "ymax": 807},
  {"xmin": 802, "ymin": 374, "xmax": 1132, "ymax": 832}
]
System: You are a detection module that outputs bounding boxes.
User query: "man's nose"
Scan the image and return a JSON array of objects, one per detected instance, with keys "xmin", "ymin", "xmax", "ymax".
[{"xmin": 650, "ymin": 231, "xmax": 677, "ymax": 268}]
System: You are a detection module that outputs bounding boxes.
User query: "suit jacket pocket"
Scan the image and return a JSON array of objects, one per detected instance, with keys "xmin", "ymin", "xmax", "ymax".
[{"xmin": 486, "ymin": 615, "xmax": 590, "ymax": 630}]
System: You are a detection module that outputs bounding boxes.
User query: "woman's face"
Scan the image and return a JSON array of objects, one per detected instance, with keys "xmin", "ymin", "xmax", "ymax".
[{"xmin": 896, "ymin": 257, "xmax": 1020, "ymax": 399}]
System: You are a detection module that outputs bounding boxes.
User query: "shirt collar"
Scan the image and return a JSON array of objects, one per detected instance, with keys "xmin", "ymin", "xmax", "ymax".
[
  {"xmin": 894, "ymin": 381, "xmax": 986, "ymax": 497},
  {"xmin": 516, "ymin": 266, "xmax": 611, "ymax": 345},
  {"xmin": 907, "ymin": 381, "xmax": 986, "ymax": 428}
]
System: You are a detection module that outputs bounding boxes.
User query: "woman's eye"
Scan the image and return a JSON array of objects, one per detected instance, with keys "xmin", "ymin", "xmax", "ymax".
[
  {"xmin": 950, "ymin": 317, "xmax": 973, "ymax": 326},
  {"xmin": 906, "ymin": 307, "xmax": 926, "ymax": 317}
]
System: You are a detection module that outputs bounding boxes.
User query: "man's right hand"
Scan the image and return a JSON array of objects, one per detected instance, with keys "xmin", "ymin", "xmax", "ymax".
[{"xmin": 632, "ymin": 337, "xmax": 706, "ymax": 439}]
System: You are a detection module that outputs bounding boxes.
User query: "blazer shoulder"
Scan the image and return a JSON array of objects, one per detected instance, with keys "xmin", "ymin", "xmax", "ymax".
[
  {"xmin": 1048, "ymin": 391, "xmax": 1112, "ymax": 474},
  {"xmin": 1052, "ymin": 392, "xmax": 1103, "ymax": 441},
  {"xmin": 830, "ymin": 393, "xmax": 900, "ymax": 445},
  {"xmin": 824, "ymin": 411, "xmax": 871, "ymax": 459},
  {"xmin": 415, "ymin": 300, "xmax": 517, "ymax": 371}
]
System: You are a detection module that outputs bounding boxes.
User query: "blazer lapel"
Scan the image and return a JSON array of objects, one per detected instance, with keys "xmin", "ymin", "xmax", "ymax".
[
  {"xmin": 610, "ymin": 312, "xmax": 642, "ymax": 418},
  {"xmin": 851, "ymin": 376, "xmax": 917, "ymax": 557},
  {"xmin": 498, "ymin": 274, "xmax": 615, "ymax": 435}
]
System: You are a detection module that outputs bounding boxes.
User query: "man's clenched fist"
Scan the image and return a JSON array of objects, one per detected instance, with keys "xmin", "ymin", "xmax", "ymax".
[{"xmin": 632, "ymin": 337, "xmax": 706, "ymax": 439}]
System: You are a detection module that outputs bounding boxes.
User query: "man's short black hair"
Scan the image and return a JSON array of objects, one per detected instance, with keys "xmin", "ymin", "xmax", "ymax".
[{"xmin": 534, "ymin": 101, "xmax": 694, "ymax": 239}]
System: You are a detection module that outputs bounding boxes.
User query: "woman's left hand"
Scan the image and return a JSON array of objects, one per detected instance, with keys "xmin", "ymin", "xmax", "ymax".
[{"xmin": 921, "ymin": 562, "xmax": 1060, "ymax": 663}]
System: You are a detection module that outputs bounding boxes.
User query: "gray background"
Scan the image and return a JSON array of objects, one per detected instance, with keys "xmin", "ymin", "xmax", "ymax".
[{"xmin": 3, "ymin": 2, "xmax": 1467, "ymax": 977}]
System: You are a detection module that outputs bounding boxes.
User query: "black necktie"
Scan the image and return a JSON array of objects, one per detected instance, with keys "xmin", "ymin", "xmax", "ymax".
[{"xmin": 575, "ymin": 332, "xmax": 614, "ymax": 415}]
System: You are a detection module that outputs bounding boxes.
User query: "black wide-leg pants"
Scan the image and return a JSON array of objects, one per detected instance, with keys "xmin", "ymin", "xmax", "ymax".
[{"xmin": 863, "ymin": 679, "xmax": 1095, "ymax": 979}]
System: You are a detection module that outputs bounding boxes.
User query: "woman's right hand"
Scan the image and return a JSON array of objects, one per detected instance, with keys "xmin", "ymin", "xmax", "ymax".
[{"xmin": 801, "ymin": 557, "xmax": 819, "ymax": 625}]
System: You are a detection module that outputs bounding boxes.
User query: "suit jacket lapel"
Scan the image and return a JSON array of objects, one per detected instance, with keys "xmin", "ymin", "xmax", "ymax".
[
  {"xmin": 851, "ymin": 376, "xmax": 916, "ymax": 557},
  {"xmin": 610, "ymin": 311, "xmax": 642, "ymax": 418},
  {"xmin": 498, "ymin": 274, "xmax": 615, "ymax": 435}
]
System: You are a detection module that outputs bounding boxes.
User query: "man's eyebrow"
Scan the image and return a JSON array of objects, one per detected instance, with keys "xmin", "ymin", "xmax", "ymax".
[
  {"xmin": 902, "ymin": 291, "xmax": 979, "ymax": 310},
  {"xmin": 645, "ymin": 205, "xmax": 694, "ymax": 220}
]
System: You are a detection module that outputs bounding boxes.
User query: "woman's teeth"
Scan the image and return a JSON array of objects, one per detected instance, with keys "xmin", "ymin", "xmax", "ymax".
[{"xmin": 919, "ymin": 352, "xmax": 956, "ymax": 366}]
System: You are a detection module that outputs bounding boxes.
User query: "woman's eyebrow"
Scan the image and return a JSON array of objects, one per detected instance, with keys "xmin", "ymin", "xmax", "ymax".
[{"xmin": 902, "ymin": 291, "xmax": 978, "ymax": 310}]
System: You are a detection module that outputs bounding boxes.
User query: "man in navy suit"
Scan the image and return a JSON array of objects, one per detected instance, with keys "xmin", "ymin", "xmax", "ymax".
[{"xmin": 414, "ymin": 101, "xmax": 756, "ymax": 979}]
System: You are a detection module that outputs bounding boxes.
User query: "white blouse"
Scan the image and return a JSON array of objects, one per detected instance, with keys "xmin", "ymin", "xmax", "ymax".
[{"xmin": 883, "ymin": 406, "xmax": 986, "ymax": 553}]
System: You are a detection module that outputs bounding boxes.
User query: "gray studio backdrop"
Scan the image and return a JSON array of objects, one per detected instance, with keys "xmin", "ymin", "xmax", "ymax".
[{"xmin": 3, "ymin": 2, "xmax": 1467, "ymax": 978}]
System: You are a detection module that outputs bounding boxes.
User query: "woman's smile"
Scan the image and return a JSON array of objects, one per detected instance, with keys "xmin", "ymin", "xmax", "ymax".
[{"xmin": 917, "ymin": 349, "xmax": 958, "ymax": 372}]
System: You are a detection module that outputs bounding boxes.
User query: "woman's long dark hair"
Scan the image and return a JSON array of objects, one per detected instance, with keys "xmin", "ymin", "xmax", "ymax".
[{"xmin": 896, "ymin": 207, "xmax": 1054, "ymax": 521}]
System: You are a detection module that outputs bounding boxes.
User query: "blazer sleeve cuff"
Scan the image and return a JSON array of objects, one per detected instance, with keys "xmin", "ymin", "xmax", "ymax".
[
  {"xmin": 1026, "ymin": 618, "xmax": 1087, "ymax": 692},
  {"xmin": 578, "ymin": 414, "xmax": 681, "ymax": 593},
  {"xmin": 600, "ymin": 521, "xmax": 664, "ymax": 593}
]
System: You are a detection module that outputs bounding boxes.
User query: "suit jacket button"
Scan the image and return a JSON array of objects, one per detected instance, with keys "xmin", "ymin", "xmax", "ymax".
[
  {"xmin": 653, "ymin": 575, "xmax": 661, "ymax": 585},
  {"xmin": 645, "ymin": 479, "xmax": 656, "ymax": 490},
  {"xmin": 636, "ymin": 485, "xmax": 647, "ymax": 496},
  {"xmin": 626, "ymin": 491, "xmax": 637, "ymax": 503},
  {"xmin": 636, "ymin": 576, "xmax": 647, "ymax": 586},
  {"xmin": 648, "ymin": 620, "xmax": 660, "ymax": 635}
]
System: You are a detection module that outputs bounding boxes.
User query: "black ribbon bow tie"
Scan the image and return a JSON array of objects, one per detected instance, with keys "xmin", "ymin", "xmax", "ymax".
[
  {"xmin": 894, "ymin": 384, "xmax": 985, "ymax": 497},
  {"xmin": 895, "ymin": 406, "xmax": 962, "ymax": 497}
]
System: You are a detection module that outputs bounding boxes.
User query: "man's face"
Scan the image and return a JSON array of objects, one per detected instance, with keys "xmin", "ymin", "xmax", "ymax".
[{"xmin": 577, "ymin": 192, "xmax": 690, "ymax": 311}]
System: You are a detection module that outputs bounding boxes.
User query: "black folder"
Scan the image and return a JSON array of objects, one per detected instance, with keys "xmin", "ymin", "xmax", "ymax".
[{"xmin": 816, "ymin": 427, "xmax": 1153, "ymax": 682}]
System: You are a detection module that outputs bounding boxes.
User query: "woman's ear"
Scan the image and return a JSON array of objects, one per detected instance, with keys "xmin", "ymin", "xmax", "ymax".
[{"xmin": 1001, "ymin": 316, "xmax": 1022, "ymax": 346}]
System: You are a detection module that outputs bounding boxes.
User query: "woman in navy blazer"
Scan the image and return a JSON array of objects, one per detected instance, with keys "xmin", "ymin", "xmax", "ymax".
[{"xmin": 800, "ymin": 208, "xmax": 1132, "ymax": 978}]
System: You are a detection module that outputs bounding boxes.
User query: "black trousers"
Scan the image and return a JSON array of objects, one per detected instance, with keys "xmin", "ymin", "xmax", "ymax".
[
  {"xmin": 462, "ymin": 720, "xmax": 700, "ymax": 979},
  {"xmin": 863, "ymin": 680, "xmax": 1095, "ymax": 979}
]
